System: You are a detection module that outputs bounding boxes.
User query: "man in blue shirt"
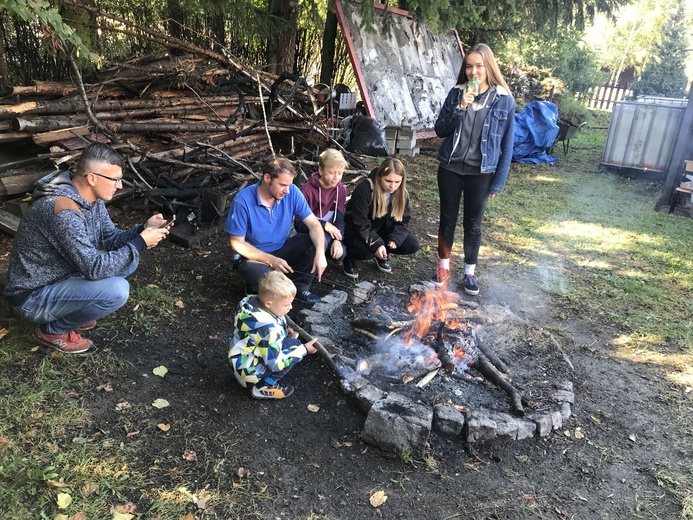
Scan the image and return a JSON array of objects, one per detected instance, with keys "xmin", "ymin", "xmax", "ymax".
[{"xmin": 227, "ymin": 157, "xmax": 327, "ymax": 304}]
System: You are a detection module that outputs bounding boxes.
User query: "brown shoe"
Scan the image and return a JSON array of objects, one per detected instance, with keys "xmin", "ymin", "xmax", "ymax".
[
  {"xmin": 33, "ymin": 327, "xmax": 93, "ymax": 354},
  {"xmin": 77, "ymin": 320, "xmax": 97, "ymax": 331}
]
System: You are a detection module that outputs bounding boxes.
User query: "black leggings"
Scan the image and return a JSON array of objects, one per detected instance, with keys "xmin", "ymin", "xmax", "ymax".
[{"xmin": 437, "ymin": 166, "xmax": 492, "ymax": 265}]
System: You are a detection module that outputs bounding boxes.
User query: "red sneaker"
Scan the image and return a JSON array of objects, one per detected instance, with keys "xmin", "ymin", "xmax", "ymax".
[
  {"xmin": 431, "ymin": 267, "xmax": 451, "ymax": 288},
  {"xmin": 33, "ymin": 327, "xmax": 93, "ymax": 354},
  {"xmin": 77, "ymin": 320, "xmax": 97, "ymax": 331}
]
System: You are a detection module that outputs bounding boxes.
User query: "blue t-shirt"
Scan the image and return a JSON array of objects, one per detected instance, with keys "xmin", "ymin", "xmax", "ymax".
[{"xmin": 226, "ymin": 182, "xmax": 312, "ymax": 252}]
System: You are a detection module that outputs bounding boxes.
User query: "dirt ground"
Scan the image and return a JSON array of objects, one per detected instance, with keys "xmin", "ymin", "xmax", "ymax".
[{"xmin": 6, "ymin": 148, "xmax": 690, "ymax": 519}]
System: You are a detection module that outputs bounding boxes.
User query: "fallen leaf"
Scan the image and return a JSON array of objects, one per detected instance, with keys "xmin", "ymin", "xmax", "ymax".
[
  {"xmin": 574, "ymin": 428, "xmax": 585, "ymax": 439},
  {"xmin": 54, "ymin": 515, "xmax": 69, "ymax": 520},
  {"xmin": 31, "ymin": 411, "xmax": 44, "ymax": 419},
  {"xmin": 182, "ymin": 449, "xmax": 197, "ymax": 461},
  {"xmin": 70, "ymin": 512, "xmax": 88, "ymax": 520},
  {"xmin": 575, "ymin": 494, "xmax": 588, "ymax": 502},
  {"xmin": 175, "ymin": 300, "xmax": 185, "ymax": 309},
  {"xmin": 157, "ymin": 423, "xmax": 171, "ymax": 432},
  {"xmin": 112, "ymin": 514, "xmax": 134, "ymax": 520},
  {"xmin": 564, "ymin": 430, "xmax": 571, "ymax": 437},
  {"xmin": 81, "ymin": 482, "xmax": 99, "ymax": 496},
  {"xmin": 96, "ymin": 382, "xmax": 113, "ymax": 392},
  {"xmin": 31, "ymin": 346, "xmax": 40, "ymax": 352},
  {"xmin": 112, "ymin": 502, "xmax": 137, "ymax": 513},
  {"xmin": 47, "ymin": 479, "xmax": 71, "ymax": 488},
  {"xmin": 182, "ymin": 514, "xmax": 195, "ymax": 520},
  {"xmin": 146, "ymin": 284, "xmax": 159, "ymax": 289},
  {"xmin": 152, "ymin": 366, "xmax": 168, "ymax": 377},
  {"xmin": 307, "ymin": 404, "xmax": 320, "ymax": 412},
  {"xmin": 208, "ymin": 335, "xmax": 218, "ymax": 340},
  {"xmin": 369, "ymin": 490, "xmax": 388, "ymax": 508},
  {"xmin": 152, "ymin": 398, "xmax": 170, "ymax": 409},
  {"xmin": 343, "ymin": 441, "xmax": 353, "ymax": 447},
  {"xmin": 195, "ymin": 497, "xmax": 207, "ymax": 509},
  {"xmin": 330, "ymin": 439, "xmax": 342, "ymax": 449},
  {"xmin": 56, "ymin": 492, "xmax": 72, "ymax": 509},
  {"xmin": 0, "ymin": 328, "xmax": 8, "ymax": 340},
  {"xmin": 132, "ymin": 303, "xmax": 140, "ymax": 312},
  {"xmin": 115, "ymin": 401, "xmax": 131, "ymax": 412},
  {"xmin": 628, "ymin": 434, "xmax": 637, "ymax": 442},
  {"xmin": 237, "ymin": 467, "xmax": 250, "ymax": 478},
  {"xmin": 401, "ymin": 375, "xmax": 414, "ymax": 384},
  {"xmin": 589, "ymin": 415, "xmax": 602, "ymax": 426}
]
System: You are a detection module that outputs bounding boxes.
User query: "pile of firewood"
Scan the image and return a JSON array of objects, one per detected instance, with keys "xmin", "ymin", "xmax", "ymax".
[{"xmin": 0, "ymin": 9, "xmax": 365, "ymax": 240}]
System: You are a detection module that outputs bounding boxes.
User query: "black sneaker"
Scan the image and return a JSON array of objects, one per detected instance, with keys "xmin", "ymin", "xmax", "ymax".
[
  {"xmin": 343, "ymin": 257, "xmax": 359, "ymax": 279},
  {"xmin": 296, "ymin": 290, "xmax": 320, "ymax": 305},
  {"xmin": 430, "ymin": 267, "xmax": 450, "ymax": 288},
  {"xmin": 375, "ymin": 257, "xmax": 392, "ymax": 274},
  {"xmin": 251, "ymin": 383, "xmax": 294, "ymax": 399},
  {"xmin": 463, "ymin": 274, "xmax": 479, "ymax": 296}
]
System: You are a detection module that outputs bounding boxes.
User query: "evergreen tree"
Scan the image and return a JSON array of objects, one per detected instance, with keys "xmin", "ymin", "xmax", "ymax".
[{"xmin": 630, "ymin": 0, "xmax": 689, "ymax": 99}]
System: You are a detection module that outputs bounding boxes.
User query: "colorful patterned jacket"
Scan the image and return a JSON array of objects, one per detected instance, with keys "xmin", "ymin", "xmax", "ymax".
[{"xmin": 228, "ymin": 295, "xmax": 307, "ymax": 387}]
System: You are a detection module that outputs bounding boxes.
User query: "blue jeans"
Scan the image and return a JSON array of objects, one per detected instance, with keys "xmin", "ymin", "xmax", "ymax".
[{"xmin": 12, "ymin": 262, "xmax": 136, "ymax": 334}]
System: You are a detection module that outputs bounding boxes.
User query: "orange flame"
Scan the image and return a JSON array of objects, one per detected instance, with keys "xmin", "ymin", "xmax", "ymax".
[{"xmin": 403, "ymin": 287, "xmax": 463, "ymax": 345}]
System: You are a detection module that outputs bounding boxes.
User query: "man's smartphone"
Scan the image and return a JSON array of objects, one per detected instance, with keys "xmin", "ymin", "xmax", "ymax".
[{"xmin": 160, "ymin": 216, "xmax": 176, "ymax": 228}]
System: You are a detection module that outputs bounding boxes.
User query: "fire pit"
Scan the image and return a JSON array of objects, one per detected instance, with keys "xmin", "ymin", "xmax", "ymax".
[{"xmin": 297, "ymin": 281, "xmax": 574, "ymax": 457}]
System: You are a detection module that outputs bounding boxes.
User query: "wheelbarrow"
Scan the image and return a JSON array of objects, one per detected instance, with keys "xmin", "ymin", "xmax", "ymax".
[{"xmin": 551, "ymin": 119, "xmax": 586, "ymax": 155}]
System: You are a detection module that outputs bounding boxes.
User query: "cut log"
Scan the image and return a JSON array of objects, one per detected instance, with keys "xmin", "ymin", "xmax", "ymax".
[
  {"xmin": 0, "ymin": 209, "xmax": 21, "ymax": 235},
  {"xmin": 474, "ymin": 354, "xmax": 525, "ymax": 416},
  {"xmin": 0, "ymin": 171, "xmax": 50, "ymax": 196}
]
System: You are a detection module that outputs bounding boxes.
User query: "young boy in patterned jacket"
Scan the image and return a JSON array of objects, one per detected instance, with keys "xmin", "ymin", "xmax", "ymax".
[{"xmin": 228, "ymin": 271, "xmax": 317, "ymax": 399}]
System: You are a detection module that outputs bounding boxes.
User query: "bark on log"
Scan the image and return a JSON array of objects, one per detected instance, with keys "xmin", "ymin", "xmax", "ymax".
[
  {"xmin": 0, "ymin": 171, "xmax": 48, "ymax": 196},
  {"xmin": 474, "ymin": 354, "xmax": 525, "ymax": 416}
]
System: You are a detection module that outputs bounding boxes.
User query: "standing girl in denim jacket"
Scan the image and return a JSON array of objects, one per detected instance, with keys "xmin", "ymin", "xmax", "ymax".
[{"xmin": 432, "ymin": 43, "xmax": 515, "ymax": 295}]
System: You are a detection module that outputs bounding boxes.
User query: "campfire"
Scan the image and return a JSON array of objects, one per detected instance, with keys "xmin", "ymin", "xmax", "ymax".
[{"xmin": 347, "ymin": 283, "xmax": 528, "ymax": 416}]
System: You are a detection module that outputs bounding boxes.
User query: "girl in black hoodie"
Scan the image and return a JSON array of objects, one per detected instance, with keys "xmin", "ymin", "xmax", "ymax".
[{"xmin": 342, "ymin": 158, "xmax": 419, "ymax": 279}]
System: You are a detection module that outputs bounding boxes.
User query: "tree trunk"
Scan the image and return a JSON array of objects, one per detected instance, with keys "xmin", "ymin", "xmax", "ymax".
[
  {"xmin": 319, "ymin": 7, "xmax": 338, "ymax": 86},
  {"xmin": 267, "ymin": 0, "xmax": 298, "ymax": 75},
  {"xmin": 0, "ymin": 16, "xmax": 11, "ymax": 88}
]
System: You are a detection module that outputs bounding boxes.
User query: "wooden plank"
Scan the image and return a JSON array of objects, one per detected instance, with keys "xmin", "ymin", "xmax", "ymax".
[
  {"xmin": 33, "ymin": 125, "xmax": 90, "ymax": 146},
  {"xmin": 0, "ymin": 209, "xmax": 20, "ymax": 236},
  {"xmin": 685, "ymin": 160, "xmax": 693, "ymax": 172}
]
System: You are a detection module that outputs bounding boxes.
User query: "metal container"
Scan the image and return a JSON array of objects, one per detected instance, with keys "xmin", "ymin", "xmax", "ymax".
[{"xmin": 601, "ymin": 99, "xmax": 688, "ymax": 177}]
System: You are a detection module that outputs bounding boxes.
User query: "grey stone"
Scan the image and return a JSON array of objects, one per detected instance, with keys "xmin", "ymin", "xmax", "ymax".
[
  {"xmin": 355, "ymin": 384, "xmax": 385, "ymax": 412},
  {"xmin": 552, "ymin": 389, "xmax": 574, "ymax": 404},
  {"xmin": 516, "ymin": 419, "xmax": 538, "ymax": 440},
  {"xmin": 312, "ymin": 301, "xmax": 337, "ymax": 315},
  {"xmin": 351, "ymin": 281, "xmax": 375, "ymax": 305},
  {"xmin": 529, "ymin": 414, "xmax": 554, "ymax": 437},
  {"xmin": 466, "ymin": 410, "xmax": 498, "ymax": 443},
  {"xmin": 299, "ymin": 309, "xmax": 327, "ymax": 325},
  {"xmin": 361, "ymin": 392, "xmax": 432, "ymax": 457},
  {"xmin": 550, "ymin": 411, "xmax": 563, "ymax": 430},
  {"xmin": 433, "ymin": 405, "xmax": 465, "ymax": 437},
  {"xmin": 327, "ymin": 290, "xmax": 348, "ymax": 305},
  {"xmin": 409, "ymin": 283, "xmax": 428, "ymax": 293},
  {"xmin": 490, "ymin": 412, "xmax": 520, "ymax": 440},
  {"xmin": 560, "ymin": 402, "xmax": 572, "ymax": 421}
]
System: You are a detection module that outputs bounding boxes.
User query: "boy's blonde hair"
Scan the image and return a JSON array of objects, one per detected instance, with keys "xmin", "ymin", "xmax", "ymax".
[
  {"xmin": 318, "ymin": 148, "xmax": 347, "ymax": 170},
  {"xmin": 258, "ymin": 271, "xmax": 296, "ymax": 302}
]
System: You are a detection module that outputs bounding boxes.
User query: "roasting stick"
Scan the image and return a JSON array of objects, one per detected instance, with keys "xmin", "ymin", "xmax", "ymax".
[{"xmin": 285, "ymin": 316, "xmax": 342, "ymax": 376}]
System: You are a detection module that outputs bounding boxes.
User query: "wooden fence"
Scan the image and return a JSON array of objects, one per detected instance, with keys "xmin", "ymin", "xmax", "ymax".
[{"xmin": 577, "ymin": 85, "xmax": 632, "ymax": 111}]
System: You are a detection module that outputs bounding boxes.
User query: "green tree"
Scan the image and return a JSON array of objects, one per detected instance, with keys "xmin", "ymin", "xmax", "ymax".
[{"xmin": 630, "ymin": 0, "xmax": 689, "ymax": 98}]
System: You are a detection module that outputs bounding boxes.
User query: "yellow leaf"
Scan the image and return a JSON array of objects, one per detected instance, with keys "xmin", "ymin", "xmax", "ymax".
[
  {"xmin": 175, "ymin": 300, "xmax": 185, "ymax": 308},
  {"xmin": 157, "ymin": 423, "xmax": 171, "ymax": 432},
  {"xmin": 132, "ymin": 303, "xmax": 140, "ymax": 312},
  {"xmin": 54, "ymin": 515, "xmax": 68, "ymax": 520},
  {"xmin": 369, "ymin": 490, "xmax": 388, "ymax": 508},
  {"xmin": 307, "ymin": 404, "xmax": 320, "ymax": 413},
  {"xmin": 56, "ymin": 492, "xmax": 72, "ymax": 509},
  {"xmin": 0, "ymin": 328, "xmax": 8, "ymax": 340},
  {"xmin": 112, "ymin": 514, "xmax": 134, "ymax": 520},
  {"xmin": 152, "ymin": 398, "xmax": 170, "ymax": 409},
  {"xmin": 152, "ymin": 366, "xmax": 168, "ymax": 377}
]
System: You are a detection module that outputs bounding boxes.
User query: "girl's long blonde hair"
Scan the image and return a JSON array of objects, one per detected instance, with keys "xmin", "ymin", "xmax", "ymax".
[{"xmin": 371, "ymin": 158, "xmax": 408, "ymax": 222}]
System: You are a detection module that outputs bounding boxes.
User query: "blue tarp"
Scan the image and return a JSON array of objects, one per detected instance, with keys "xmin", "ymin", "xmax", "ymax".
[{"xmin": 512, "ymin": 101, "xmax": 560, "ymax": 164}]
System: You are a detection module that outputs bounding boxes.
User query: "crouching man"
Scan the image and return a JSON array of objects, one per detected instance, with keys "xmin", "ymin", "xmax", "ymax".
[{"xmin": 4, "ymin": 143, "xmax": 171, "ymax": 353}]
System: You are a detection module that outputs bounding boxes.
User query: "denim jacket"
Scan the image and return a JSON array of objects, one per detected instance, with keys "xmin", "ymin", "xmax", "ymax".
[{"xmin": 435, "ymin": 84, "xmax": 515, "ymax": 194}]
